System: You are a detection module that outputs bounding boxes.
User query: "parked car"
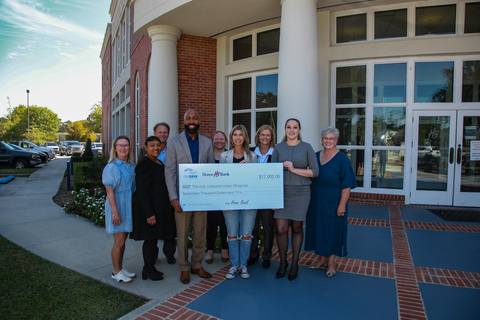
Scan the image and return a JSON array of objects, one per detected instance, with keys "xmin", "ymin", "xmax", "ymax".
[
  {"xmin": 8, "ymin": 143, "xmax": 48, "ymax": 163},
  {"xmin": 0, "ymin": 141, "xmax": 42, "ymax": 168},
  {"xmin": 18, "ymin": 141, "xmax": 55, "ymax": 159},
  {"xmin": 91, "ymin": 142, "xmax": 103, "ymax": 155},
  {"xmin": 44, "ymin": 142, "xmax": 60, "ymax": 154},
  {"xmin": 59, "ymin": 141, "xmax": 83, "ymax": 156}
]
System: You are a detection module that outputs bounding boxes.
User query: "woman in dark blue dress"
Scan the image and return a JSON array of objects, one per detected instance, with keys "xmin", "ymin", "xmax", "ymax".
[{"xmin": 305, "ymin": 126, "xmax": 357, "ymax": 277}]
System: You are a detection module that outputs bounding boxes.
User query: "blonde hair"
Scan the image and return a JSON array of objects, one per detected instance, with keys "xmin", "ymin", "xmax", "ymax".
[
  {"xmin": 108, "ymin": 135, "xmax": 135, "ymax": 164},
  {"xmin": 281, "ymin": 118, "xmax": 302, "ymax": 142},
  {"xmin": 228, "ymin": 125, "xmax": 250, "ymax": 150},
  {"xmin": 254, "ymin": 125, "xmax": 275, "ymax": 148}
]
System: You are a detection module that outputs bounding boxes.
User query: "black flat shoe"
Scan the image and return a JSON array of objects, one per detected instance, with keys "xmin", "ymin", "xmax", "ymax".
[
  {"xmin": 142, "ymin": 270, "xmax": 164, "ymax": 281},
  {"xmin": 263, "ymin": 259, "xmax": 270, "ymax": 269},
  {"xmin": 167, "ymin": 256, "xmax": 176, "ymax": 265}
]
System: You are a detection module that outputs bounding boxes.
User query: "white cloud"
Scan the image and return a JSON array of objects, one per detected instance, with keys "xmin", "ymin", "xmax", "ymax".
[{"xmin": 2, "ymin": 0, "xmax": 103, "ymax": 42}]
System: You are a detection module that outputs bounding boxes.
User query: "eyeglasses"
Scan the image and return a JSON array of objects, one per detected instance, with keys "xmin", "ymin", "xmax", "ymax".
[
  {"xmin": 322, "ymin": 137, "xmax": 336, "ymax": 142},
  {"xmin": 116, "ymin": 144, "xmax": 130, "ymax": 148}
]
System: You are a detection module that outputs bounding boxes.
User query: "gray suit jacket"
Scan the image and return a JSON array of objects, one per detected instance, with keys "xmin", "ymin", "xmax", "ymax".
[
  {"xmin": 219, "ymin": 149, "xmax": 257, "ymax": 163},
  {"xmin": 165, "ymin": 131, "xmax": 214, "ymax": 201}
]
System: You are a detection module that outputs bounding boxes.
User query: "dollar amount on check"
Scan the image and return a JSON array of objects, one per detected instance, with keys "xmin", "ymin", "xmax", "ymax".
[{"xmin": 179, "ymin": 163, "xmax": 284, "ymax": 211}]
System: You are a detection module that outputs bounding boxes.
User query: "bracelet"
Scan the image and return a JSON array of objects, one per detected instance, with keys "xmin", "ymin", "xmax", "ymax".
[{"xmin": 113, "ymin": 213, "xmax": 119, "ymax": 216}]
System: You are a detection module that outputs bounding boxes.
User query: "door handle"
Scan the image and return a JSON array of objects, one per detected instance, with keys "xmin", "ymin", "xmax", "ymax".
[
  {"xmin": 449, "ymin": 147, "xmax": 454, "ymax": 164},
  {"xmin": 457, "ymin": 145, "xmax": 462, "ymax": 165}
]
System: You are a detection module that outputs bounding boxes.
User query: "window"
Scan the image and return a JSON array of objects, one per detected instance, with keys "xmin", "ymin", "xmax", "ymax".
[
  {"xmin": 233, "ymin": 36, "xmax": 252, "ymax": 61},
  {"xmin": 231, "ymin": 73, "xmax": 278, "ymax": 141},
  {"xmin": 465, "ymin": 2, "xmax": 480, "ymax": 34},
  {"xmin": 414, "ymin": 61, "xmax": 454, "ymax": 102},
  {"xmin": 231, "ymin": 27, "xmax": 280, "ymax": 62},
  {"xmin": 374, "ymin": 63, "xmax": 407, "ymax": 103},
  {"xmin": 375, "ymin": 9, "xmax": 407, "ymax": 39},
  {"xmin": 416, "ymin": 5, "xmax": 456, "ymax": 36},
  {"xmin": 336, "ymin": 66, "xmax": 366, "ymax": 104},
  {"xmin": 337, "ymin": 14, "xmax": 366, "ymax": 43},
  {"xmin": 462, "ymin": 61, "xmax": 480, "ymax": 102},
  {"xmin": 257, "ymin": 29, "xmax": 280, "ymax": 56}
]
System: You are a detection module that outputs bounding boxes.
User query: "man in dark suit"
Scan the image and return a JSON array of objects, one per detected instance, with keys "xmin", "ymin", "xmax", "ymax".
[{"xmin": 165, "ymin": 109, "xmax": 214, "ymax": 284}]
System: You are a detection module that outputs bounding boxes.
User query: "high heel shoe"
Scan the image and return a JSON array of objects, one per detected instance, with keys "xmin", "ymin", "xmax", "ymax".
[
  {"xmin": 288, "ymin": 265, "xmax": 298, "ymax": 281},
  {"xmin": 276, "ymin": 262, "xmax": 288, "ymax": 279}
]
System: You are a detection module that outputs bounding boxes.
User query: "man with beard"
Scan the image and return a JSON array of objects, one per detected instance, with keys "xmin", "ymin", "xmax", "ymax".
[{"xmin": 165, "ymin": 109, "xmax": 215, "ymax": 284}]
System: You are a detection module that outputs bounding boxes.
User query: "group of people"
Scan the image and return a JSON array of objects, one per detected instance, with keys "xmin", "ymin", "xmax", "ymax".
[{"xmin": 103, "ymin": 109, "xmax": 356, "ymax": 284}]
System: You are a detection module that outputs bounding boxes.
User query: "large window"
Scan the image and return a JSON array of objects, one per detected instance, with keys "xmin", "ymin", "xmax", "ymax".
[
  {"xmin": 416, "ymin": 5, "xmax": 456, "ymax": 36},
  {"xmin": 375, "ymin": 9, "xmax": 407, "ymax": 39},
  {"xmin": 465, "ymin": 2, "xmax": 480, "ymax": 34},
  {"xmin": 336, "ymin": 14, "xmax": 366, "ymax": 43},
  {"xmin": 231, "ymin": 72, "xmax": 278, "ymax": 141},
  {"xmin": 232, "ymin": 27, "xmax": 280, "ymax": 62},
  {"xmin": 333, "ymin": 57, "xmax": 480, "ymax": 193}
]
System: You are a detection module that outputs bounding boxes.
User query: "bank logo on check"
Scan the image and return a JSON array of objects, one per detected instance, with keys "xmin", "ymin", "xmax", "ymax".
[{"xmin": 183, "ymin": 168, "xmax": 198, "ymax": 179}]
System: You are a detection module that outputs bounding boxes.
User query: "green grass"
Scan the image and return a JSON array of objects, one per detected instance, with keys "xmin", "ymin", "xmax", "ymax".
[
  {"xmin": 0, "ymin": 168, "xmax": 37, "ymax": 174},
  {"xmin": 0, "ymin": 235, "xmax": 146, "ymax": 319}
]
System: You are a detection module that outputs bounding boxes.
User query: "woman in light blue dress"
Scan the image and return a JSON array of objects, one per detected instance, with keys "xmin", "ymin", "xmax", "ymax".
[{"xmin": 103, "ymin": 135, "xmax": 136, "ymax": 283}]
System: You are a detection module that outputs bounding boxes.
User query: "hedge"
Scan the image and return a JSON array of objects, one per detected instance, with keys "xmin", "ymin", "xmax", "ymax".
[{"xmin": 73, "ymin": 162, "xmax": 102, "ymax": 192}]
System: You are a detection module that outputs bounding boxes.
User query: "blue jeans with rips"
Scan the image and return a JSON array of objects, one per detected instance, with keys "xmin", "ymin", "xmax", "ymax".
[{"xmin": 223, "ymin": 209, "xmax": 256, "ymax": 268}]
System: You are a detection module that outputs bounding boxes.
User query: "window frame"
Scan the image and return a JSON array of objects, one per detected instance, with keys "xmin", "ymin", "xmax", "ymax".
[
  {"xmin": 228, "ymin": 70, "xmax": 279, "ymax": 145},
  {"xmin": 229, "ymin": 24, "xmax": 281, "ymax": 63}
]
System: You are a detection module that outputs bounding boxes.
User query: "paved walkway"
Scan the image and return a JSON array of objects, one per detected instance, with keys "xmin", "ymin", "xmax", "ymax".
[{"xmin": 1, "ymin": 157, "xmax": 479, "ymax": 320}]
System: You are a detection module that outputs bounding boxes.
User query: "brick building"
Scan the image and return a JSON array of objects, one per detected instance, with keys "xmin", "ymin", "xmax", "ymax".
[{"xmin": 100, "ymin": 0, "xmax": 480, "ymax": 207}]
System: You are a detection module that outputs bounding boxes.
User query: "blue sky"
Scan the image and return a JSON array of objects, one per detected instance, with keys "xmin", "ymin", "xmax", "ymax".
[{"xmin": 0, "ymin": 0, "xmax": 111, "ymax": 122}]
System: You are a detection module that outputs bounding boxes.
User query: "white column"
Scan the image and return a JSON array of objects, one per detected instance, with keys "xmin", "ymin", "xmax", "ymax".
[
  {"xmin": 277, "ymin": 0, "xmax": 321, "ymax": 150},
  {"xmin": 147, "ymin": 25, "xmax": 182, "ymax": 135}
]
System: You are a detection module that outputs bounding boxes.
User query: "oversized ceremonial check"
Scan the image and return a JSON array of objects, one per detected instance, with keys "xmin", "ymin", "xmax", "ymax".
[{"xmin": 179, "ymin": 163, "xmax": 284, "ymax": 211}]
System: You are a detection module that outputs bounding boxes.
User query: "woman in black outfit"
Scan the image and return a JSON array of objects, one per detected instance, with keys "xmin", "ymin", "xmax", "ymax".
[
  {"xmin": 205, "ymin": 131, "xmax": 229, "ymax": 264},
  {"xmin": 131, "ymin": 136, "xmax": 176, "ymax": 280}
]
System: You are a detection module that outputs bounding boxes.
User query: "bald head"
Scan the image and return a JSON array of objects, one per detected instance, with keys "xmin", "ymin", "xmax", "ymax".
[{"xmin": 184, "ymin": 109, "xmax": 200, "ymax": 136}]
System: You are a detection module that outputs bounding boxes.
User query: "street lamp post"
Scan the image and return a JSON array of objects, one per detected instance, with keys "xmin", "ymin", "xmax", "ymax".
[{"xmin": 26, "ymin": 90, "xmax": 30, "ymax": 136}]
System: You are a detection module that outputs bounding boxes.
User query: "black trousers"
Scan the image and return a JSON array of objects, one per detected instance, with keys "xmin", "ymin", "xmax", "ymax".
[
  {"xmin": 250, "ymin": 209, "xmax": 275, "ymax": 260},
  {"xmin": 206, "ymin": 211, "xmax": 228, "ymax": 250}
]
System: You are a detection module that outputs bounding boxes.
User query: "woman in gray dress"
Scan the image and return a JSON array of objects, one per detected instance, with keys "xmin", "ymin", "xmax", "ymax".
[{"xmin": 272, "ymin": 118, "xmax": 319, "ymax": 281}]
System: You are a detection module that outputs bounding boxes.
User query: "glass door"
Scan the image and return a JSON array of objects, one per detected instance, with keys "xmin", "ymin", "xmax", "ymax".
[
  {"xmin": 410, "ymin": 111, "xmax": 456, "ymax": 205},
  {"xmin": 453, "ymin": 111, "xmax": 480, "ymax": 207}
]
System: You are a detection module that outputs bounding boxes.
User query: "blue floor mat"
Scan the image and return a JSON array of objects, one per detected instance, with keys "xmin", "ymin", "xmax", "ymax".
[
  {"xmin": 421, "ymin": 283, "xmax": 480, "ymax": 320},
  {"xmin": 349, "ymin": 204, "xmax": 390, "ymax": 220},
  {"xmin": 407, "ymin": 229, "xmax": 480, "ymax": 273},
  {"xmin": 346, "ymin": 225, "xmax": 393, "ymax": 263},
  {"xmin": 187, "ymin": 261, "xmax": 397, "ymax": 320},
  {"xmin": 400, "ymin": 207, "xmax": 445, "ymax": 223}
]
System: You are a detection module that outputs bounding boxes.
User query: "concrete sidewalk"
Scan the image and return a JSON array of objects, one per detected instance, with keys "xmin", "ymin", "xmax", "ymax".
[{"xmin": 0, "ymin": 158, "xmax": 228, "ymax": 317}]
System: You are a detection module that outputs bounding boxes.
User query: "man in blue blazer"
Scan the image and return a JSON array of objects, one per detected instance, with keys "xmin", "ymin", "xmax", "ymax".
[{"xmin": 165, "ymin": 109, "xmax": 215, "ymax": 284}]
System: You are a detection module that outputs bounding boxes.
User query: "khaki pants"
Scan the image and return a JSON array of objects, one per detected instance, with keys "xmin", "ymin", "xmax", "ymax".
[{"xmin": 175, "ymin": 210, "xmax": 207, "ymax": 271}]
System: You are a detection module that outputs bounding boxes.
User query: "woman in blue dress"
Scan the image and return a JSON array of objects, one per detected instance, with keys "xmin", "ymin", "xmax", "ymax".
[
  {"xmin": 305, "ymin": 127, "xmax": 357, "ymax": 277},
  {"xmin": 103, "ymin": 135, "xmax": 136, "ymax": 283}
]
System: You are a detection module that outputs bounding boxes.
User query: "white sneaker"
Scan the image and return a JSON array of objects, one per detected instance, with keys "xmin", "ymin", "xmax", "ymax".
[
  {"xmin": 121, "ymin": 268, "xmax": 136, "ymax": 278},
  {"xmin": 225, "ymin": 266, "xmax": 239, "ymax": 279},
  {"xmin": 239, "ymin": 266, "xmax": 250, "ymax": 279},
  {"xmin": 111, "ymin": 270, "xmax": 133, "ymax": 283}
]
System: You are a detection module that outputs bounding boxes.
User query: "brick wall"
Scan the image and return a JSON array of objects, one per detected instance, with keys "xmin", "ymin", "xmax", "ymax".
[
  {"xmin": 177, "ymin": 34, "xmax": 217, "ymax": 140},
  {"xmin": 101, "ymin": 34, "xmax": 112, "ymax": 154}
]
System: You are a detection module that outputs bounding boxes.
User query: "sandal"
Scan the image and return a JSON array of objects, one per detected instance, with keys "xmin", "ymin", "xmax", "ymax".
[{"xmin": 326, "ymin": 264, "xmax": 336, "ymax": 278}]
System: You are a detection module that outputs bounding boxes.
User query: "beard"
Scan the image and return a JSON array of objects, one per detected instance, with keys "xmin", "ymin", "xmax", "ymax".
[{"xmin": 184, "ymin": 123, "xmax": 200, "ymax": 135}]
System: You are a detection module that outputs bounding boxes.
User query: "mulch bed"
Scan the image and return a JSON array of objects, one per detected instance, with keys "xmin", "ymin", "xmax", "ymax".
[{"xmin": 52, "ymin": 176, "xmax": 74, "ymax": 208}]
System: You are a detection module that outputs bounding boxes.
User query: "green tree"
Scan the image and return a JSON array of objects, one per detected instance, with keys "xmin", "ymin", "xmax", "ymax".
[
  {"xmin": 0, "ymin": 105, "xmax": 60, "ymax": 143},
  {"xmin": 58, "ymin": 120, "xmax": 72, "ymax": 133},
  {"xmin": 86, "ymin": 102, "xmax": 102, "ymax": 133},
  {"xmin": 66, "ymin": 121, "xmax": 96, "ymax": 142},
  {"xmin": 83, "ymin": 138, "xmax": 94, "ymax": 158}
]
